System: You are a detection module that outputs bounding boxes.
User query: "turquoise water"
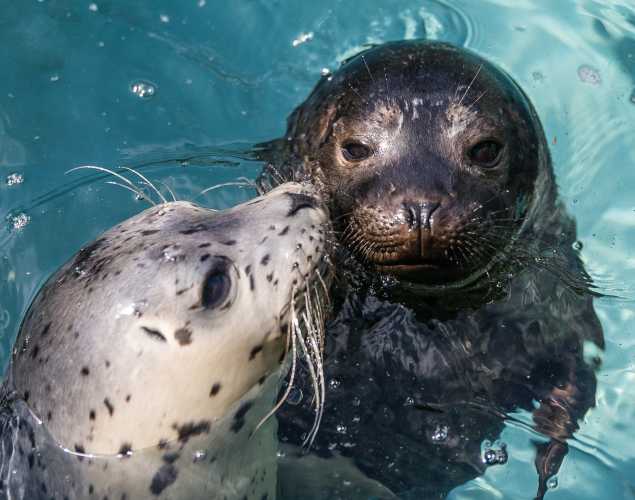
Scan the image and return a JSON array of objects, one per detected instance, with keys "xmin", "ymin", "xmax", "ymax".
[{"xmin": 1, "ymin": 0, "xmax": 635, "ymax": 498}]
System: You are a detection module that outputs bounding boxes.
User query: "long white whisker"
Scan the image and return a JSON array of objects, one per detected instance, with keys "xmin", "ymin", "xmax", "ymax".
[
  {"xmin": 120, "ymin": 166, "xmax": 167, "ymax": 204},
  {"xmin": 458, "ymin": 64, "xmax": 483, "ymax": 106},
  {"xmin": 67, "ymin": 165, "xmax": 156, "ymax": 206}
]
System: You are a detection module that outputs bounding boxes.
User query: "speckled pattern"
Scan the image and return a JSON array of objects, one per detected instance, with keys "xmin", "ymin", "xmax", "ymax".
[{"xmin": 0, "ymin": 182, "xmax": 331, "ymax": 499}]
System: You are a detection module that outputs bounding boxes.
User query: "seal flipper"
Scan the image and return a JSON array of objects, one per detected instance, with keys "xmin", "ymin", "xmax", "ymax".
[
  {"xmin": 533, "ymin": 439, "xmax": 567, "ymax": 500},
  {"xmin": 530, "ymin": 360, "xmax": 596, "ymax": 500}
]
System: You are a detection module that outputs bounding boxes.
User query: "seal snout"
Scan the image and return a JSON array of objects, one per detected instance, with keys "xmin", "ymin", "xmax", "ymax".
[{"xmin": 402, "ymin": 200, "xmax": 440, "ymax": 231}]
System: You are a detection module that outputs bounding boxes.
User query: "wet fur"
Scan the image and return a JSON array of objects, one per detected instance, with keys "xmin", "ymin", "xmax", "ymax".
[
  {"xmin": 0, "ymin": 182, "xmax": 332, "ymax": 499},
  {"xmin": 258, "ymin": 41, "xmax": 603, "ymax": 499}
]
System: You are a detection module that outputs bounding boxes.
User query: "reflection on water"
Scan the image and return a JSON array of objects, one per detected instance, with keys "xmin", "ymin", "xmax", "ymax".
[{"xmin": 0, "ymin": 0, "xmax": 634, "ymax": 499}]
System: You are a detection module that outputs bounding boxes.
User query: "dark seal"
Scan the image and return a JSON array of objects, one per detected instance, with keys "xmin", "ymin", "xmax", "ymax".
[{"xmin": 258, "ymin": 41, "xmax": 604, "ymax": 499}]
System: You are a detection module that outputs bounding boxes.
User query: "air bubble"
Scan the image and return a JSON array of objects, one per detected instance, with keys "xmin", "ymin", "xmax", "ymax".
[
  {"xmin": 483, "ymin": 449, "xmax": 498, "ymax": 465},
  {"xmin": 577, "ymin": 65, "xmax": 601, "ymax": 86},
  {"xmin": 9, "ymin": 212, "xmax": 30, "ymax": 230},
  {"xmin": 160, "ymin": 14, "xmax": 170, "ymax": 23},
  {"xmin": 431, "ymin": 424, "xmax": 449, "ymax": 443},
  {"xmin": 192, "ymin": 450, "xmax": 207, "ymax": 462},
  {"xmin": 292, "ymin": 32, "xmax": 313, "ymax": 47},
  {"xmin": 130, "ymin": 80, "xmax": 157, "ymax": 99},
  {"xmin": 5, "ymin": 173, "xmax": 24, "ymax": 186},
  {"xmin": 404, "ymin": 396, "xmax": 415, "ymax": 406},
  {"xmin": 351, "ymin": 396, "xmax": 361, "ymax": 407},
  {"xmin": 50, "ymin": 74, "xmax": 60, "ymax": 82},
  {"xmin": 547, "ymin": 477, "xmax": 558, "ymax": 489},
  {"xmin": 328, "ymin": 378, "xmax": 341, "ymax": 390},
  {"xmin": 482, "ymin": 441, "xmax": 508, "ymax": 465},
  {"xmin": 336, "ymin": 423, "xmax": 347, "ymax": 434},
  {"xmin": 88, "ymin": 3, "xmax": 98, "ymax": 11}
]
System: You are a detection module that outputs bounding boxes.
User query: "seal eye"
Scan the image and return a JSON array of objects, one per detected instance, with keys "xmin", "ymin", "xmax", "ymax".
[
  {"xmin": 201, "ymin": 269, "xmax": 231, "ymax": 309},
  {"xmin": 469, "ymin": 140, "xmax": 503, "ymax": 168},
  {"xmin": 341, "ymin": 141, "xmax": 372, "ymax": 162}
]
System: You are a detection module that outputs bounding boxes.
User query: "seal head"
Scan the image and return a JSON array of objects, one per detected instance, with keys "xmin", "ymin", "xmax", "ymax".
[
  {"xmin": 260, "ymin": 41, "xmax": 553, "ymax": 289},
  {"xmin": 2, "ymin": 182, "xmax": 332, "ymax": 499}
]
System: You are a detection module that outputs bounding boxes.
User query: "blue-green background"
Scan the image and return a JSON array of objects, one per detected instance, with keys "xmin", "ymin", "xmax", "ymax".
[{"xmin": 1, "ymin": 1, "xmax": 635, "ymax": 498}]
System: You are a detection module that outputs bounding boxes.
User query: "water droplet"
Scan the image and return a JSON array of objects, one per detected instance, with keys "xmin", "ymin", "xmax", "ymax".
[
  {"xmin": 547, "ymin": 477, "xmax": 558, "ymax": 489},
  {"xmin": 5, "ymin": 173, "xmax": 24, "ymax": 186},
  {"xmin": 351, "ymin": 396, "xmax": 361, "ymax": 407},
  {"xmin": 328, "ymin": 378, "xmax": 340, "ymax": 390},
  {"xmin": 286, "ymin": 387, "xmax": 303, "ymax": 405},
  {"xmin": 9, "ymin": 212, "xmax": 30, "ymax": 230},
  {"xmin": 483, "ymin": 449, "xmax": 498, "ymax": 465},
  {"xmin": 160, "ymin": 14, "xmax": 170, "ymax": 23},
  {"xmin": 404, "ymin": 396, "xmax": 415, "ymax": 406},
  {"xmin": 431, "ymin": 424, "xmax": 449, "ymax": 443},
  {"xmin": 197, "ymin": 0, "xmax": 206, "ymax": 6},
  {"xmin": 130, "ymin": 80, "xmax": 156, "ymax": 99},
  {"xmin": 50, "ymin": 74, "xmax": 60, "ymax": 82},
  {"xmin": 192, "ymin": 450, "xmax": 207, "ymax": 462},
  {"xmin": 496, "ymin": 449, "xmax": 508, "ymax": 464},
  {"xmin": 292, "ymin": 32, "xmax": 314, "ymax": 47},
  {"xmin": 573, "ymin": 240, "xmax": 583, "ymax": 251},
  {"xmin": 336, "ymin": 423, "xmax": 347, "ymax": 434},
  {"xmin": 321, "ymin": 68, "xmax": 331, "ymax": 77},
  {"xmin": 88, "ymin": 3, "xmax": 98, "ymax": 12},
  {"xmin": 577, "ymin": 65, "xmax": 601, "ymax": 86}
]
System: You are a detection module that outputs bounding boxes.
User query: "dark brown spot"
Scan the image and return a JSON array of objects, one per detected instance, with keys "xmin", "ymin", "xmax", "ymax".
[
  {"xmin": 200, "ymin": 254, "xmax": 210, "ymax": 262},
  {"xmin": 278, "ymin": 226, "xmax": 290, "ymax": 236},
  {"xmin": 104, "ymin": 398, "xmax": 114, "ymax": 416},
  {"xmin": 210, "ymin": 383, "xmax": 221, "ymax": 397},
  {"xmin": 172, "ymin": 421, "xmax": 211, "ymax": 443},
  {"xmin": 81, "ymin": 366, "xmax": 90, "ymax": 376},
  {"xmin": 260, "ymin": 254, "xmax": 270, "ymax": 266},
  {"xmin": 249, "ymin": 345, "xmax": 263, "ymax": 360},
  {"xmin": 141, "ymin": 230, "xmax": 159, "ymax": 236},
  {"xmin": 149, "ymin": 464, "xmax": 178, "ymax": 495},
  {"xmin": 89, "ymin": 409, "xmax": 96, "ymax": 420},
  {"xmin": 118, "ymin": 443, "xmax": 133, "ymax": 457},
  {"xmin": 174, "ymin": 328, "xmax": 192, "ymax": 346},
  {"xmin": 231, "ymin": 401, "xmax": 253, "ymax": 433},
  {"xmin": 141, "ymin": 326, "xmax": 167, "ymax": 342}
]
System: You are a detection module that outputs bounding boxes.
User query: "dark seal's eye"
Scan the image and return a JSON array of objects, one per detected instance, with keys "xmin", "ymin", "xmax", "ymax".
[
  {"xmin": 469, "ymin": 140, "xmax": 503, "ymax": 168},
  {"xmin": 341, "ymin": 141, "xmax": 372, "ymax": 162},
  {"xmin": 202, "ymin": 268, "xmax": 231, "ymax": 309}
]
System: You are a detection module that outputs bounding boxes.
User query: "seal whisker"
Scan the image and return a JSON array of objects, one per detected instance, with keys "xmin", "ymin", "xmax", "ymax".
[
  {"xmin": 458, "ymin": 64, "xmax": 483, "ymax": 107},
  {"xmin": 361, "ymin": 55, "xmax": 375, "ymax": 84},
  {"xmin": 104, "ymin": 181, "xmax": 156, "ymax": 206},
  {"xmin": 199, "ymin": 178, "xmax": 256, "ymax": 196},
  {"xmin": 120, "ymin": 166, "xmax": 168, "ymax": 204},
  {"xmin": 158, "ymin": 180, "xmax": 178, "ymax": 202},
  {"xmin": 67, "ymin": 165, "xmax": 157, "ymax": 206}
]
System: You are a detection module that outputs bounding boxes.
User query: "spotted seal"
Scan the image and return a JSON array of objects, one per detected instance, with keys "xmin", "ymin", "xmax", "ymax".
[
  {"xmin": 0, "ymin": 181, "xmax": 332, "ymax": 499},
  {"xmin": 258, "ymin": 41, "xmax": 604, "ymax": 499}
]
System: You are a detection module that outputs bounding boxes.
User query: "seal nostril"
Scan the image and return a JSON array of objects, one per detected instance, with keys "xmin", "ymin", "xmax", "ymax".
[{"xmin": 420, "ymin": 201, "xmax": 440, "ymax": 230}]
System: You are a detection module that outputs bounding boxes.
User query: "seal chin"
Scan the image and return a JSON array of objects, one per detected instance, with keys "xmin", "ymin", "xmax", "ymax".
[{"xmin": 377, "ymin": 261, "xmax": 468, "ymax": 285}]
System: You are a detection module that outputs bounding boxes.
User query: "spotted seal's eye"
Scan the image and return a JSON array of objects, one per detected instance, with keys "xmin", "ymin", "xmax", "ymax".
[
  {"xmin": 469, "ymin": 140, "xmax": 503, "ymax": 168},
  {"xmin": 202, "ymin": 269, "xmax": 231, "ymax": 309},
  {"xmin": 341, "ymin": 141, "xmax": 372, "ymax": 162}
]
